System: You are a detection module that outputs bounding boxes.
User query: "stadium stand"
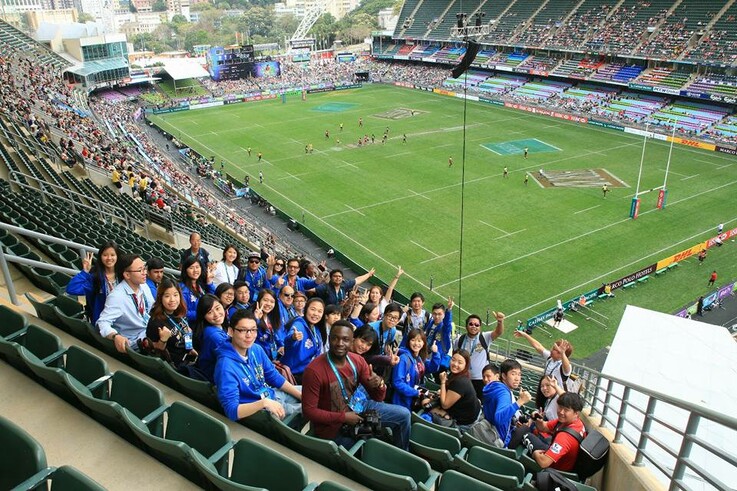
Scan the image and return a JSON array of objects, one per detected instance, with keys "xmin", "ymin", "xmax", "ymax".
[
  {"xmin": 546, "ymin": 0, "xmax": 620, "ymax": 51},
  {"xmin": 703, "ymin": 115, "xmax": 737, "ymax": 143},
  {"xmin": 551, "ymin": 57, "xmax": 605, "ymax": 79},
  {"xmin": 488, "ymin": 0, "xmax": 544, "ymax": 43},
  {"xmin": 511, "ymin": 79, "xmax": 572, "ymax": 101},
  {"xmin": 685, "ymin": 73, "xmax": 737, "ymax": 99},
  {"xmin": 513, "ymin": 0, "xmax": 580, "ymax": 47},
  {"xmin": 426, "ymin": 0, "xmax": 484, "ymax": 41},
  {"xmin": 684, "ymin": 1, "xmax": 737, "ymax": 63},
  {"xmin": 635, "ymin": 67, "xmax": 692, "ymax": 91},
  {"xmin": 589, "ymin": 62, "xmax": 645, "ymax": 84},
  {"xmin": 636, "ymin": 0, "xmax": 722, "ymax": 59},
  {"xmin": 431, "ymin": 45, "xmax": 468, "ymax": 64},
  {"xmin": 645, "ymin": 100, "xmax": 730, "ymax": 134},
  {"xmin": 584, "ymin": 0, "xmax": 674, "ymax": 55},
  {"xmin": 475, "ymin": 73, "xmax": 528, "ymax": 96},
  {"xmin": 593, "ymin": 92, "xmax": 668, "ymax": 123},
  {"xmin": 402, "ymin": 0, "xmax": 449, "ymax": 39},
  {"xmin": 393, "ymin": 0, "xmax": 424, "ymax": 38},
  {"xmin": 517, "ymin": 54, "xmax": 562, "ymax": 74}
]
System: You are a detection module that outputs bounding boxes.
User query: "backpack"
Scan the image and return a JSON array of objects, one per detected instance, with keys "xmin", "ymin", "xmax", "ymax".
[
  {"xmin": 535, "ymin": 469, "xmax": 578, "ymax": 491},
  {"xmin": 464, "ymin": 418, "xmax": 504, "ymax": 448},
  {"xmin": 559, "ymin": 426, "xmax": 610, "ymax": 479},
  {"xmin": 458, "ymin": 333, "xmax": 490, "ymax": 362}
]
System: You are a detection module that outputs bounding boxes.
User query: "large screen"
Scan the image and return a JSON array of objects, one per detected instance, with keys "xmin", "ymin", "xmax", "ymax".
[
  {"xmin": 207, "ymin": 46, "xmax": 254, "ymax": 81},
  {"xmin": 252, "ymin": 61, "xmax": 281, "ymax": 78}
]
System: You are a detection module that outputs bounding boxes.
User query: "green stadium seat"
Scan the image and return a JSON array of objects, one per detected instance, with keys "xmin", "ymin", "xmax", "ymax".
[
  {"xmin": 453, "ymin": 445, "xmax": 532, "ymax": 491},
  {"xmin": 5, "ymin": 324, "xmax": 64, "ymax": 373},
  {"xmin": 22, "ymin": 344, "xmax": 110, "ymax": 401},
  {"xmin": 126, "ymin": 346, "xmax": 172, "ymax": 384},
  {"xmin": 420, "ymin": 470, "xmax": 504, "ymax": 491},
  {"xmin": 25, "ymin": 292, "xmax": 64, "ymax": 326},
  {"xmin": 0, "ymin": 415, "xmax": 54, "ymax": 491},
  {"xmin": 409, "ymin": 422, "xmax": 466, "ymax": 472},
  {"xmin": 340, "ymin": 438, "xmax": 440, "ymax": 491},
  {"xmin": 460, "ymin": 431, "xmax": 518, "ymax": 460},
  {"xmin": 411, "ymin": 410, "xmax": 462, "ymax": 439},
  {"xmin": 49, "ymin": 465, "xmax": 106, "ymax": 491},
  {"xmin": 165, "ymin": 363, "xmax": 221, "ymax": 410},
  {"xmin": 54, "ymin": 307, "xmax": 99, "ymax": 345},
  {"xmin": 517, "ymin": 449, "xmax": 580, "ymax": 482},
  {"xmin": 67, "ymin": 370, "xmax": 166, "ymax": 445},
  {"xmin": 655, "ymin": 268, "xmax": 667, "ymax": 276},
  {"xmin": 0, "ymin": 304, "xmax": 29, "ymax": 336},
  {"xmin": 312, "ymin": 481, "xmax": 354, "ymax": 491},
  {"xmin": 127, "ymin": 401, "xmax": 231, "ymax": 486},
  {"xmin": 193, "ymin": 438, "xmax": 310, "ymax": 491},
  {"xmin": 637, "ymin": 276, "xmax": 650, "ymax": 284},
  {"xmin": 622, "ymin": 281, "xmax": 636, "ymax": 290},
  {"xmin": 270, "ymin": 418, "xmax": 345, "ymax": 473},
  {"xmin": 53, "ymin": 294, "xmax": 85, "ymax": 319}
]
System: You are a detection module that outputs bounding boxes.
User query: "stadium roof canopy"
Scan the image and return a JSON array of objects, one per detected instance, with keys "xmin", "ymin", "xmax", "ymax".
[
  {"xmin": 162, "ymin": 58, "xmax": 209, "ymax": 80},
  {"xmin": 67, "ymin": 58, "xmax": 129, "ymax": 77}
]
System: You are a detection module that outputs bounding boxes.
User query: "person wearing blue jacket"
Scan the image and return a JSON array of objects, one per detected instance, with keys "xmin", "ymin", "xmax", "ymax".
[
  {"xmin": 228, "ymin": 280, "xmax": 251, "ymax": 319},
  {"xmin": 392, "ymin": 329, "xmax": 441, "ymax": 410},
  {"xmin": 180, "ymin": 255, "xmax": 216, "ymax": 325},
  {"xmin": 482, "ymin": 359, "xmax": 533, "ymax": 447},
  {"xmin": 401, "ymin": 298, "xmax": 454, "ymax": 371},
  {"xmin": 369, "ymin": 302, "xmax": 403, "ymax": 356},
  {"xmin": 193, "ymin": 295, "xmax": 229, "ymax": 383},
  {"xmin": 282, "ymin": 297, "xmax": 325, "ymax": 383},
  {"xmin": 66, "ymin": 242, "xmax": 120, "ymax": 324},
  {"xmin": 215, "ymin": 309, "xmax": 301, "ymax": 421}
]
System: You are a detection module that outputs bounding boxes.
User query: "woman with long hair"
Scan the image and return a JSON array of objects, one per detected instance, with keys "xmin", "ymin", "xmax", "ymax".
[
  {"xmin": 140, "ymin": 278, "xmax": 198, "ymax": 373},
  {"xmin": 192, "ymin": 294, "xmax": 228, "ymax": 383},
  {"xmin": 252, "ymin": 288, "xmax": 283, "ymax": 361},
  {"xmin": 425, "ymin": 349, "xmax": 481, "ymax": 427},
  {"xmin": 180, "ymin": 255, "xmax": 216, "ymax": 324},
  {"xmin": 392, "ymin": 328, "xmax": 441, "ymax": 410},
  {"xmin": 282, "ymin": 296, "xmax": 325, "ymax": 383},
  {"xmin": 350, "ymin": 325, "xmax": 399, "ymax": 371},
  {"xmin": 213, "ymin": 244, "xmax": 241, "ymax": 287},
  {"xmin": 66, "ymin": 241, "xmax": 121, "ymax": 323}
]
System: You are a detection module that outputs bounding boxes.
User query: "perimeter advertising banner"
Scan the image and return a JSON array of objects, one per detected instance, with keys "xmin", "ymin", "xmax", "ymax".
[
  {"xmin": 666, "ymin": 136, "xmax": 716, "ymax": 151},
  {"xmin": 707, "ymin": 227, "xmax": 737, "ymax": 248},
  {"xmin": 656, "ymin": 242, "xmax": 708, "ymax": 270},
  {"xmin": 607, "ymin": 263, "xmax": 657, "ymax": 290}
]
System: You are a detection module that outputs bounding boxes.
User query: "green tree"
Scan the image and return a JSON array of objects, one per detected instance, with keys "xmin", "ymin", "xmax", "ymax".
[
  {"xmin": 77, "ymin": 12, "xmax": 95, "ymax": 23},
  {"xmin": 151, "ymin": 0, "xmax": 167, "ymax": 12},
  {"xmin": 171, "ymin": 14, "xmax": 188, "ymax": 24},
  {"xmin": 190, "ymin": 2, "xmax": 213, "ymax": 12}
]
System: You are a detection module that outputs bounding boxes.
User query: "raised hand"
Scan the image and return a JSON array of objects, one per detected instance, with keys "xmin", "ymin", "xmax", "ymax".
[
  {"xmin": 447, "ymin": 296, "xmax": 454, "ymax": 310},
  {"xmin": 81, "ymin": 252, "xmax": 94, "ymax": 272},
  {"xmin": 292, "ymin": 325, "xmax": 303, "ymax": 342},
  {"xmin": 493, "ymin": 310, "xmax": 506, "ymax": 322}
]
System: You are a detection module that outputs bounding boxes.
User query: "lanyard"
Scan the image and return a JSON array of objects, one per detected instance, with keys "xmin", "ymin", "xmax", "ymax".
[
  {"xmin": 166, "ymin": 315, "xmax": 189, "ymax": 334},
  {"xmin": 326, "ymin": 353, "xmax": 357, "ymax": 404},
  {"xmin": 306, "ymin": 324, "xmax": 321, "ymax": 356},
  {"xmin": 425, "ymin": 321, "xmax": 441, "ymax": 347},
  {"xmin": 130, "ymin": 292, "xmax": 145, "ymax": 316},
  {"xmin": 225, "ymin": 264, "xmax": 233, "ymax": 284},
  {"xmin": 240, "ymin": 349, "xmax": 265, "ymax": 390},
  {"xmin": 463, "ymin": 334, "xmax": 479, "ymax": 354}
]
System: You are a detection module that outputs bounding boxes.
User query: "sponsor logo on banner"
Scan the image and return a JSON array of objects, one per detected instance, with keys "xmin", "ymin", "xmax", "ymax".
[
  {"xmin": 589, "ymin": 120, "xmax": 625, "ymax": 131},
  {"xmin": 189, "ymin": 101, "xmax": 223, "ymax": 110},
  {"xmin": 628, "ymin": 83, "xmax": 653, "ymax": 92},
  {"xmin": 608, "ymin": 264, "xmax": 657, "ymax": 290},
  {"xmin": 667, "ymin": 137, "xmax": 715, "ymax": 151},
  {"xmin": 707, "ymin": 227, "xmax": 737, "ymax": 247},
  {"xmin": 716, "ymin": 145, "xmax": 737, "ymax": 156},
  {"xmin": 479, "ymin": 97, "xmax": 504, "ymax": 106},
  {"xmin": 624, "ymin": 127, "xmax": 668, "ymax": 141},
  {"xmin": 653, "ymin": 86, "xmax": 681, "ymax": 95},
  {"xmin": 656, "ymin": 242, "xmax": 708, "ymax": 270}
]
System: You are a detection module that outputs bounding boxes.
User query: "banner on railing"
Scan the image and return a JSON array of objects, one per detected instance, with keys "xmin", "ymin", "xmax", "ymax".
[
  {"xmin": 707, "ymin": 227, "xmax": 737, "ymax": 248},
  {"xmin": 656, "ymin": 242, "xmax": 707, "ymax": 270},
  {"xmin": 666, "ymin": 136, "xmax": 715, "ymax": 151}
]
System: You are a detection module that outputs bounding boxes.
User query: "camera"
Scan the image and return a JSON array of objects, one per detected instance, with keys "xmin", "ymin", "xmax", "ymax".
[
  {"xmin": 422, "ymin": 397, "xmax": 440, "ymax": 411},
  {"xmin": 348, "ymin": 409, "xmax": 383, "ymax": 441}
]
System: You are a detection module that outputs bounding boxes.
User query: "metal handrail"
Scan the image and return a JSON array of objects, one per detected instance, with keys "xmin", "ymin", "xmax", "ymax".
[
  {"xmin": 7, "ymin": 170, "xmax": 127, "ymax": 224},
  {"xmin": 477, "ymin": 333, "xmax": 736, "ymax": 490},
  {"xmin": 0, "ymin": 222, "xmax": 179, "ymax": 305}
]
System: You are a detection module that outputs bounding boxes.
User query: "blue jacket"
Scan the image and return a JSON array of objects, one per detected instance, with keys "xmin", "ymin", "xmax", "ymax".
[
  {"xmin": 277, "ymin": 299, "xmax": 298, "ymax": 328},
  {"xmin": 392, "ymin": 348, "xmax": 441, "ymax": 409},
  {"xmin": 482, "ymin": 381, "xmax": 519, "ymax": 447},
  {"xmin": 146, "ymin": 278, "xmax": 159, "ymax": 301},
  {"xmin": 66, "ymin": 270, "xmax": 110, "ymax": 324},
  {"xmin": 255, "ymin": 321, "xmax": 285, "ymax": 361},
  {"xmin": 281, "ymin": 317, "xmax": 323, "ymax": 375},
  {"xmin": 241, "ymin": 266, "xmax": 268, "ymax": 300},
  {"xmin": 270, "ymin": 275, "xmax": 318, "ymax": 294},
  {"xmin": 180, "ymin": 281, "xmax": 216, "ymax": 325},
  {"xmin": 197, "ymin": 325, "xmax": 229, "ymax": 383},
  {"xmin": 228, "ymin": 302, "xmax": 251, "ymax": 320},
  {"xmin": 215, "ymin": 342, "xmax": 286, "ymax": 421},
  {"xmin": 401, "ymin": 310, "xmax": 453, "ymax": 368}
]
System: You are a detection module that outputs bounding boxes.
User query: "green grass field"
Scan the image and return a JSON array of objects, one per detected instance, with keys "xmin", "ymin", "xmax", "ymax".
[{"xmin": 150, "ymin": 84, "xmax": 737, "ymax": 358}]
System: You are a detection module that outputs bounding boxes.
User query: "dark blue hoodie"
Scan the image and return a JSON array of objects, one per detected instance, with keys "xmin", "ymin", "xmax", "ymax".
[{"xmin": 482, "ymin": 380, "xmax": 519, "ymax": 448}]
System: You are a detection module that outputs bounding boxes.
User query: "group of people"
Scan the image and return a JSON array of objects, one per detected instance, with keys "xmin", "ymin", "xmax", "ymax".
[{"xmin": 66, "ymin": 237, "xmax": 586, "ymax": 471}]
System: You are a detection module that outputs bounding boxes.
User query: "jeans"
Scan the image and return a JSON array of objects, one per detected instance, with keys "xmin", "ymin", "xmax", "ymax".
[
  {"xmin": 273, "ymin": 387, "xmax": 302, "ymax": 417},
  {"xmin": 332, "ymin": 400, "xmax": 411, "ymax": 451}
]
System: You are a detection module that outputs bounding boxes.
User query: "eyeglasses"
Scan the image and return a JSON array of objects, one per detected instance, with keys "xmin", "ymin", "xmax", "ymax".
[
  {"xmin": 233, "ymin": 327, "xmax": 257, "ymax": 334},
  {"xmin": 467, "ymin": 322, "xmax": 480, "ymax": 327},
  {"xmin": 126, "ymin": 267, "xmax": 147, "ymax": 273},
  {"xmin": 385, "ymin": 315, "xmax": 400, "ymax": 321},
  {"xmin": 281, "ymin": 293, "xmax": 294, "ymax": 298}
]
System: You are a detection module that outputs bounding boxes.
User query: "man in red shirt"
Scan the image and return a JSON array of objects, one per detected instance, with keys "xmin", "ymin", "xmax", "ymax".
[
  {"xmin": 302, "ymin": 320, "xmax": 411, "ymax": 450},
  {"xmin": 528, "ymin": 392, "xmax": 586, "ymax": 472}
]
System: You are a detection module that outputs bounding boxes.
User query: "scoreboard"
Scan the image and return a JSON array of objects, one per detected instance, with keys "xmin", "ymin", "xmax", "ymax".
[{"xmin": 207, "ymin": 45, "xmax": 254, "ymax": 82}]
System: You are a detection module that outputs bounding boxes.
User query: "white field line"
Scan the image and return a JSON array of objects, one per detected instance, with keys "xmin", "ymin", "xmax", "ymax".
[
  {"xmin": 434, "ymin": 178, "xmax": 737, "ymax": 290},
  {"xmin": 505, "ymin": 219, "xmax": 737, "ymax": 319},
  {"xmin": 344, "ymin": 204, "xmax": 365, "ymax": 216},
  {"xmin": 420, "ymin": 250, "xmax": 460, "ymax": 264},
  {"xmin": 574, "ymin": 205, "xmax": 601, "ymax": 215},
  {"xmin": 478, "ymin": 220, "xmax": 510, "ymax": 235},
  {"xmin": 410, "ymin": 240, "xmax": 440, "ymax": 258}
]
